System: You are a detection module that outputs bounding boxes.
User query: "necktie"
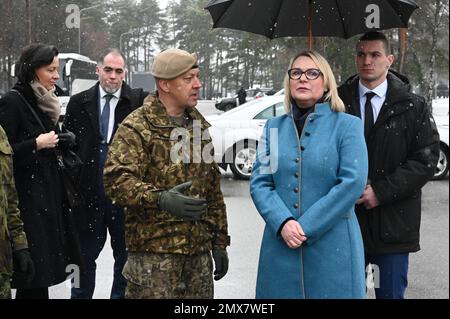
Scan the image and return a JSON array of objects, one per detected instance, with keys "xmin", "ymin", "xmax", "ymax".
[
  {"xmin": 364, "ymin": 92, "xmax": 376, "ymax": 141},
  {"xmin": 100, "ymin": 94, "xmax": 113, "ymax": 142}
]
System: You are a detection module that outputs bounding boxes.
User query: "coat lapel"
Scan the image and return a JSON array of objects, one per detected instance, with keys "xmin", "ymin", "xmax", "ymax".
[
  {"xmin": 112, "ymin": 83, "xmax": 134, "ymax": 136},
  {"xmin": 81, "ymin": 83, "xmax": 101, "ymax": 138},
  {"xmin": 344, "ymin": 80, "xmax": 362, "ymax": 119}
]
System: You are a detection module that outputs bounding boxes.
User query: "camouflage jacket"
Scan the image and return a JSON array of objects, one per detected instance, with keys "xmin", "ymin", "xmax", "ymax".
[
  {"xmin": 104, "ymin": 95, "xmax": 230, "ymax": 255},
  {"xmin": 0, "ymin": 125, "xmax": 27, "ymax": 275}
]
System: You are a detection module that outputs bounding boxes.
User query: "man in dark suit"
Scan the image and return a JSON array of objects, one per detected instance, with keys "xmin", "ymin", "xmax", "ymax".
[{"xmin": 64, "ymin": 48, "xmax": 147, "ymax": 299}]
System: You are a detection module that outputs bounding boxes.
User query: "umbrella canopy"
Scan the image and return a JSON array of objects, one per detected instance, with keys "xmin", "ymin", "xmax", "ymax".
[{"xmin": 206, "ymin": 0, "xmax": 419, "ymax": 48}]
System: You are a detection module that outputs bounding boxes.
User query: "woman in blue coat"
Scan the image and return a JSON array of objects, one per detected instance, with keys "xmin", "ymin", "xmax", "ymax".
[{"xmin": 250, "ymin": 50, "xmax": 368, "ymax": 299}]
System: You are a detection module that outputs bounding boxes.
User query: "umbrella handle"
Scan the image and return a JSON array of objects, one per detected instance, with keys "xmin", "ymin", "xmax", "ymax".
[{"xmin": 308, "ymin": 0, "xmax": 313, "ymax": 49}]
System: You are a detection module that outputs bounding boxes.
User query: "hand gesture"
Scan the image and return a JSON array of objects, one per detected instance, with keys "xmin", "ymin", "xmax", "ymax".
[
  {"xmin": 159, "ymin": 181, "xmax": 207, "ymax": 220},
  {"xmin": 36, "ymin": 131, "xmax": 59, "ymax": 150},
  {"xmin": 281, "ymin": 220, "xmax": 307, "ymax": 249}
]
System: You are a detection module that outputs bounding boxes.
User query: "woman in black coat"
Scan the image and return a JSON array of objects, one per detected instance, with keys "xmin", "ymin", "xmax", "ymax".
[{"xmin": 0, "ymin": 44, "xmax": 81, "ymax": 299}]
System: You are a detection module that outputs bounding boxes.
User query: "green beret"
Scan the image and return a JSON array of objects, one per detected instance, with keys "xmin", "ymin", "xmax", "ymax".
[{"xmin": 151, "ymin": 48, "xmax": 198, "ymax": 80}]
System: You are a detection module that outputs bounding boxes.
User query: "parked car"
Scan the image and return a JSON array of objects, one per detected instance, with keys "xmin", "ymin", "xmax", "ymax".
[
  {"xmin": 207, "ymin": 95, "xmax": 286, "ymax": 179},
  {"xmin": 207, "ymin": 95, "xmax": 449, "ymax": 180},
  {"xmin": 215, "ymin": 87, "xmax": 274, "ymax": 112},
  {"xmin": 432, "ymin": 98, "xmax": 449, "ymax": 180},
  {"xmin": 434, "ymin": 115, "xmax": 449, "ymax": 180}
]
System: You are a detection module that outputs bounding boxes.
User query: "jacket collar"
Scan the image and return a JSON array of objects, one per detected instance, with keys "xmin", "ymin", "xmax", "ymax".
[
  {"xmin": 384, "ymin": 72, "xmax": 413, "ymax": 105},
  {"xmin": 12, "ymin": 81, "xmax": 58, "ymax": 130},
  {"xmin": 81, "ymin": 81, "xmax": 133, "ymax": 104},
  {"xmin": 142, "ymin": 94, "xmax": 211, "ymax": 130},
  {"xmin": 288, "ymin": 101, "xmax": 332, "ymax": 119},
  {"xmin": 314, "ymin": 102, "xmax": 333, "ymax": 114},
  {"xmin": 12, "ymin": 81, "xmax": 38, "ymax": 106},
  {"xmin": 117, "ymin": 82, "xmax": 132, "ymax": 101},
  {"xmin": 358, "ymin": 79, "xmax": 388, "ymax": 100},
  {"xmin": 341, "ymin": 71, "xmax": 413, "ymax": 118},
  {"xmin": 80, "ymin": 83, "xmax": 100, "ymax": 134},
  {"xmin": 79, "ymin": 82, "xmax": 134, "ymax": 134}
]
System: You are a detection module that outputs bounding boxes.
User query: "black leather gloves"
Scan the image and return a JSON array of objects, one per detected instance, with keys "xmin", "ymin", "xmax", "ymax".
[
  {"xmin": 159, "ymin": 181, "xmax": 207, "ymax": 220},
  {"xmin": 13, "ymin": 249, "xmax": 35, "ymax": 284},
  {"xmin": 212, "ymin": 249, "xmax": 229, "ymax": 281},
  {"xmin": 57, "ymin": 131, "xmax": 76, "ymax": 148}
]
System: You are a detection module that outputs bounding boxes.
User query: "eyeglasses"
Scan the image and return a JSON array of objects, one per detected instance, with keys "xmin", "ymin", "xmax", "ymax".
[{"xmin": 287, "ymin": 68, "xmax": 322, "ymax": 80}]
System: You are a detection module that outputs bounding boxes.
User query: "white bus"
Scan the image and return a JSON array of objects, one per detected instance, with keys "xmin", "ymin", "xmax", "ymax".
[{"xmin": 56, "ymin": 53, "xmax": 98, "ymax": 120}]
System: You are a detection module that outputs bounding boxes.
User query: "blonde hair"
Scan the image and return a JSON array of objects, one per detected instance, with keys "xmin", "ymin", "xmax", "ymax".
[{"xmin": 283, "ymin": 50, "xmax": 345, "ymax": 113}]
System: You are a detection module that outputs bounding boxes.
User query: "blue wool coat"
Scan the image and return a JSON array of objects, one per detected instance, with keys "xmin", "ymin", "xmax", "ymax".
[{"xmin": 250, "ymin": 102, "xmax": 368, "ymax": 299}]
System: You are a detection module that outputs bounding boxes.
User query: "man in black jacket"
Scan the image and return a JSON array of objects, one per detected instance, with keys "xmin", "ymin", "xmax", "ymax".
[
  {"xmin": 64, "ymin": 48, "xmax": 147, "ymax": 299},
  {"xmin": 338, "ymin": 31, "xmax": 439, "ymax": 299}
]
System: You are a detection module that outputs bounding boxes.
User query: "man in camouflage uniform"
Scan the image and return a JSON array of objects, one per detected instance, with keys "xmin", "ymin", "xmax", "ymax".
[
  {"xmin": 104, "ymin": 48, "xmax": 230, "ymax": 299},
  {"xmin": 0, "ymin": 125, "xmax": 34, "ymax": 298}
]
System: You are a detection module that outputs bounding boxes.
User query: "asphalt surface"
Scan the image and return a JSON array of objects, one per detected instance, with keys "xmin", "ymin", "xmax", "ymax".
[{"xmin": 406, "ymin": 177, "xmax": 449, "ymax": 299}]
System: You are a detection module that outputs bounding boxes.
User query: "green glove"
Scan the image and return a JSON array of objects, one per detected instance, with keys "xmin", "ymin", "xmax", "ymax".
[
  {"xmin": 159, "ymin": 181, "xmax": 207, "ymax": 220},
  {"xmin": 212, "ymin": 249, "xmax": 229, "ymax": 281}
]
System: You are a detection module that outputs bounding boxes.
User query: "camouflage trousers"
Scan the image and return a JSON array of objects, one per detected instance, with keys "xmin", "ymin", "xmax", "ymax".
[
  {"xmin": 0, "ymin": 273, "xmax": 11, "ymax": 299},
  {"xmin": 123, "ymin": 252, "xmax": 213, "ymax": 299}
]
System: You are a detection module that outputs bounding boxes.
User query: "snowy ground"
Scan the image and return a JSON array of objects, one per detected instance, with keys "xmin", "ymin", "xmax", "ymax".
[
  {"xmin": 433, "ymin": 97, "xmax": 449, "ymax": 126},
  {"xmin": 433, "ymin": 97, "xmax": 449, "ymax": 115}
]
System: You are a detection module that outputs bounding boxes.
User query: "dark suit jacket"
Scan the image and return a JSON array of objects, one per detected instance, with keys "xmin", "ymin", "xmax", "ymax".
[{"xmin": 64, "ymin": 82, "xmax": 147, "ymax": 232}]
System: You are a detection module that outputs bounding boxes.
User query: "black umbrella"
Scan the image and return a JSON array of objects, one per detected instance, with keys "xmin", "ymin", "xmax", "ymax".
[{"xmin": 205, "ymin": 0, "xmax": 419, "ymax": 48}]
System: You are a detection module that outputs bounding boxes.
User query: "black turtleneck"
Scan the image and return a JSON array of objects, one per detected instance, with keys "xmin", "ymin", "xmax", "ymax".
[{"xmin": 292, "ymin": 102, "xmax": 314, "ymax": 137}]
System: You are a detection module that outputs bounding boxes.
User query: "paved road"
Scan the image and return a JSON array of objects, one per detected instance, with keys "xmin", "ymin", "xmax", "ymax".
[
  {"xmin": 45, "ymin": 172, "xmax": 448, "ymax": 299},
  {"xmin": 406, "ymin": 177, "xmax": 449, "ymax": 299}
]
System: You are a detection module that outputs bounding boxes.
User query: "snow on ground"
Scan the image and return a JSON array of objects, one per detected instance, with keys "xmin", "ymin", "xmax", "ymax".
[{"xmin": 433, "ymin": 98, "xmax": 449, "ymax": 126}]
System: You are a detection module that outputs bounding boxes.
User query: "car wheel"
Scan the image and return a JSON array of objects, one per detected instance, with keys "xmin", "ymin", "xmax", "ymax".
[
  {"xmin": 230, "ymin": 141, "xmax": 257, "ymax": 180},
  {"xmin": 433, "ymin": 144, "xmax": 449, "ymax": 180}
]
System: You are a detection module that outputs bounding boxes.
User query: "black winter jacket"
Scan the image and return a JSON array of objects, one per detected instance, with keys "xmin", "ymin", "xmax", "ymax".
[
  {"xmin": 338, "ymin": 71, "xmax": 440, "ymax": 254},
  {"xmin": 0, "ymin": 82, "xmax": 82, "ymax": 288}
]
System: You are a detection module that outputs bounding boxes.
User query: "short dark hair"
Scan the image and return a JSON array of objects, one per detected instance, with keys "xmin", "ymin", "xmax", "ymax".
[
  {"xmin": 15, "ymin": 43, "xmax": 59, "ymax": 83},
  {"xmin": 357, "ymin": 31, "xmax": 391, "ymax": 55},
  {"xmin": 98, "ymin": 48, "xmax": 126, "ymax": 66}
]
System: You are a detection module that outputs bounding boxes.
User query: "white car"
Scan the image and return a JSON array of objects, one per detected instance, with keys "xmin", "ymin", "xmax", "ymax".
[
  {"xmin": 434, "ymin": 115, "xmax": 449, "ymax": 180},
  {"xmin": 207, "ymin": 95, "xmax": 286, "ymax": 179},
  {"xmin": 435, "ymin": 122, "xmax": 449, "ymax": 180},
  {"xmin": 206, "ymin": 95, "xmax": 449, "ymax": 180},
  {"xmin": 432, "ymin": 98, "xmax": 449, "ymax": 180}
]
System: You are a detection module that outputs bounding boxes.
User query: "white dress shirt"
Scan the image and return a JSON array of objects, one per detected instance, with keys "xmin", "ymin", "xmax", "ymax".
[{"xmin": 358, "ymin": 79, "xmax": 388, "ymax": 125}]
